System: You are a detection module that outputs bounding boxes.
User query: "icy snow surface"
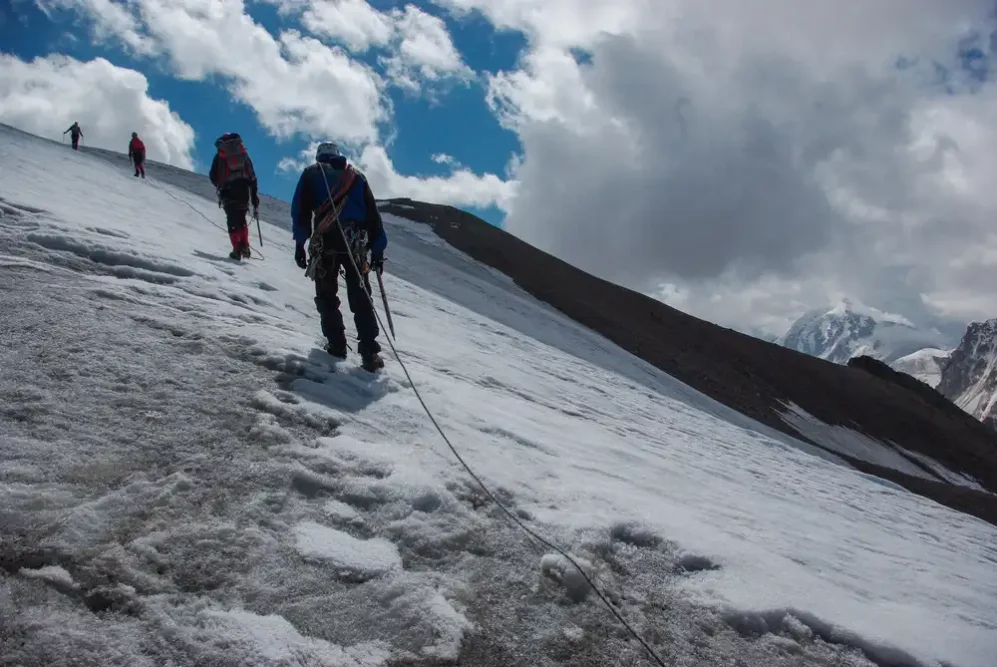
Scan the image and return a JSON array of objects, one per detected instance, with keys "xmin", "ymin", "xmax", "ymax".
[
  {"xmin": 2, "ymin": 124, "xmax": 996, "ymax": 667},
  {"xmin": 293, "ymin": 521, "xmax": 402, "ymax": 574}
]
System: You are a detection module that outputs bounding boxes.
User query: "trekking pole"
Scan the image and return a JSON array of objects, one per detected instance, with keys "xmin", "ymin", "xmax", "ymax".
[
  {"xmin": 375, "ymin": 270, "xmax": 396, "ymax": 340},
  {"xmin": 254, "ymin": 209, "xmax": 263, "ymax": 246}
]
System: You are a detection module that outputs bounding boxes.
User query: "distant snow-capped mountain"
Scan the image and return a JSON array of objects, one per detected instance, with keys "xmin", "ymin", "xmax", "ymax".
[
  {"xmin": 890, "ymin": 348, "xmax": 951, "ymax": 388},
  {"xmin": 779, "ymin": 300, "xmax": 950, "ymax": 365},
  {"xmin": 937, "ymin": 318, "xmax": 997, "ymax": 428}
]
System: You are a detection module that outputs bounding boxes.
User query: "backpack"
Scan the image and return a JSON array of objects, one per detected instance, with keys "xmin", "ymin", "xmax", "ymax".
[{"xmin": 214, "ymin": 134, "xmax": 255, "ymax": 188}]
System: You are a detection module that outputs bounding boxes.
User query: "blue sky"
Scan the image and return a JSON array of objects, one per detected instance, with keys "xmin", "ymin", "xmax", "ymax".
[{"xmin": 0, "ymin": 0, "xmax": 524, "ymax": 226}]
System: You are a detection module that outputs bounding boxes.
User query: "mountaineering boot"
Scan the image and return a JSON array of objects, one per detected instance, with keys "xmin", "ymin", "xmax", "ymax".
[
  {"xmin": 238, "ymin": 226, "xmax": 251, "ymax": 259},
  {"xmin": 361, "ymin": 353, "xmax": 384, "ymax": 372},
  {"xmin": 228, "ymin": 230, "xmax": 244, "ymax": 260},
  {"xmin": 325, "ymin": 336, "xmax": 348, "ymax": 359}
]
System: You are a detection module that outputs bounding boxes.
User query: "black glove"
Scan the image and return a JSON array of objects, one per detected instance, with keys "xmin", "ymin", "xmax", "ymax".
[
  {"xmin": 294, "ymin": 244, "xmax": 307, "ymax": 270},
  {"xmin": 252, "ymin": 195, "xmax": 260, "ymax": 209},
  {"xmin": 369, "ymin": 247, "xmax": 384, "ymax": 276}
]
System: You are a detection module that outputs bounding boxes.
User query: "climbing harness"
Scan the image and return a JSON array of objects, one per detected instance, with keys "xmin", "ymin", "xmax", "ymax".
[{"xmin": 304, "ymin": 164, "xmax": 357, "ymax": 281}]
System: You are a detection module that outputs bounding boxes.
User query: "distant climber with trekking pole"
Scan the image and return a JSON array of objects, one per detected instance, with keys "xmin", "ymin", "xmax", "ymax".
[
  {"xmin": 63, "ymin": 122, "xmax": 83, "ymax": 150},
  {"xmin": 291, "ymin": 141, "xmax": 386, "ymax": 372},
  {"xmin": 209, "ymin": 132, "xmax": 259, "ymax": 260},
  {"xmin": 128, "ymin": 132, "xmax": 146, "ymax": 178}
]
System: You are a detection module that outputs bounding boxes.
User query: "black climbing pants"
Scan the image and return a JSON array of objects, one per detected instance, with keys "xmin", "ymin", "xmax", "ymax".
[
  {"xmin": 222, "ymin": 203, "xmax": 248, "ymax": 233},
  {"xmin": 314, "ymin": 252, "xmax": 381, "ymax": 357},
  {"xmin": 132, "ymin": 151, "xmax": 145, "ymax": 177}
]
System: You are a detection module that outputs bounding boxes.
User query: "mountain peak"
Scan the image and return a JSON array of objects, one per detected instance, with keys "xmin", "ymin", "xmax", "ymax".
[
  {"xmin": 825, "ymin": 298, "xmax": 915, "ymax": 328},
  {"xmin": 781, "ymin": 300, "xmax": 945, "ymax": 364},
  {"xmin": 937, "ymin": 316, "xmax": 997, "ymax": 427}
]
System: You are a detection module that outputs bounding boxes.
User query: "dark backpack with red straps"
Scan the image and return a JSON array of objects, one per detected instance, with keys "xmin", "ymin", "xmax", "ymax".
[{"xmin": 214, "ymin": 133, "xmax": 255, "ymax": 188}]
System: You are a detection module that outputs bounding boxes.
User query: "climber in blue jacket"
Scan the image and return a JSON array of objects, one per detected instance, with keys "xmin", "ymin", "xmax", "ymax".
[{"xmin": 291, "ymin": 142, "xmax": 386, "ymax": 372}]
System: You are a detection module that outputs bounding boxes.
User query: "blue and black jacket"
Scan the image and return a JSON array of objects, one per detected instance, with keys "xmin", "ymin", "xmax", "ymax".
[{"xmin": 291, "ymin": 155, "xmax": 387, "ymax": 258}]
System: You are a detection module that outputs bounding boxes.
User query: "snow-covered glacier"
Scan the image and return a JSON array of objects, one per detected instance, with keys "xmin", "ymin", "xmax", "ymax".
[{"xmin": 1, "ymin": 124, "xmax": 995, "ymax": 667}]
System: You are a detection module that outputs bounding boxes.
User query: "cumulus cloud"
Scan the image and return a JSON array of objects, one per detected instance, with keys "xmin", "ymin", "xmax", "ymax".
[
  {"xmin": 48, "ymin": 0, "xmax": 473, "ymax": 138},
  {"xmin": 380, "ymin": 5, "xmax": 474, "ymax": 93},
  {"xmin": 141, "ymin": 0, "xmax": 391, "ymax": 143},
  {"xmin": 271, "ymin": 1, "xmax": 474, "ymax": 93},
  {"xmin": 276, "ymin": 141, "xmax": 322, "ymax": 174},
  {"xmin": 35, "ymin": 0, "xmax": 157, "ymax": 55},
  {"xmin": 271, "ymin": 0, "xmax": 394, "ymax": 52},
  {"xmin": 434, "ymin": 0, "xmax": 997, "ymax": 336},
  {"xmin": 0, "ymin": 53, "xmax": 195, "ymax": 168},
  {"xmin": 432, "ymin": 0, "xmax": 644, "ymax": 49},
  {"xmin": 359, "ymin": 145, "xmax": 516, "ymax": 211},
  {"xmin": 44, "ymin": 0, "xmax": 389, "ymax": 143}
]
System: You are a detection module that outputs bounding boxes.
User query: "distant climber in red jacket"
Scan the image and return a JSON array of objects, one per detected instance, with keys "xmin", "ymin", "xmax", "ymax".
[
  {"xmin": 128, "ymin": 132, "xmax": 146, "ymax": 179},
  {"xmin": 209, "ymin": 132, "xmax": 259, "ymax": 260}
]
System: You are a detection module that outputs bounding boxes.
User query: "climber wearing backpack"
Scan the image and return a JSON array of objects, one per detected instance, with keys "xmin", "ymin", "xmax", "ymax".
[
  {"xmin": 128, "ymin": 132, "xmax": 146, "ymax": 178},
  {"xmin": 291, "ymin": 141, "xmax": 386, "ymax": 372},
  {"xmin": 63, "ymin": 122, "xmax": 83, "ymax": 150},
  {"xmin": 209, "ymin": 132, "xmax": 259, "ymax": 260}
]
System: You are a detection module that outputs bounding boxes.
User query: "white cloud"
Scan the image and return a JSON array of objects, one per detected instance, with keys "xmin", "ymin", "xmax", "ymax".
[
  {"xmin": 433, "ymin": 0, "xmax": 997, "ymax": 337},
  {"xmin": 281, "ymin": 0, "xmax": 394, "ymax": 52},
  {"xmin": 431, "ymin": 153, "xmax": 459, "ymax": 166},
  {"xmin": 144, "ymin": 0, "xmax": 391, "ymax": 143},
  {"xmin": 276, "ymin": 141, "xmax": 321, "ymax": 174},
  {"xmin": 53, "ymin": 0, "xmax": 475, "ymax": 142},
  {"xmin": 270, "ymin": 1, "xmax": 474, "ymax": 93},
  {"xmin": 380, "ymin": 5, "xmax": 474, "ymax": 93},
  {"xmin": 50, "ymin": 0, "xmax": 390, "ymax": 144},
  {"xmin": 432, "ymin": 0, "xmax": 646, "ymax": 48},
  {"xmin": 0, "ymin": 53, "xmax": 195, "ymax": 169},
  {"xmin": 35, "ymin": 0, "xmax": 158, "ymax": 55},
  {"xmin": 359, "ymin": 145, "xmax": 516, "ymax": 211}
]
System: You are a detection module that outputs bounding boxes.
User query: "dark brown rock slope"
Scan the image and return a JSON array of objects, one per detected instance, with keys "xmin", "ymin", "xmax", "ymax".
[{"xmin": 380, "ymin": 198, "xmax": 997, "ymax": 527}]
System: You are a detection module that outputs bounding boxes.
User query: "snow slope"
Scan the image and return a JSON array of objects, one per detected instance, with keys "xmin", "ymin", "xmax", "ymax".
[
  {"xmin": 2, "ymin": 124, "xmax": 996, "ymax": 667},
  {"xmin": 891, "ymin": 348, "xmax": 951, "ymax": 388},
  {"xmin": 780, "ymin": 301, "xmax": 950, "ymax": 365}
]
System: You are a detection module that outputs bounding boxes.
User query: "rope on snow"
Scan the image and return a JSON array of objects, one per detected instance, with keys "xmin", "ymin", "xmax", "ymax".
[
  {"xmin": 317, "ymin": 166, "xmax": 669, "ymax": 667},
  {"xmin": 155, "ymin": 183, "xmax": 266, "ymax": 261}
]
